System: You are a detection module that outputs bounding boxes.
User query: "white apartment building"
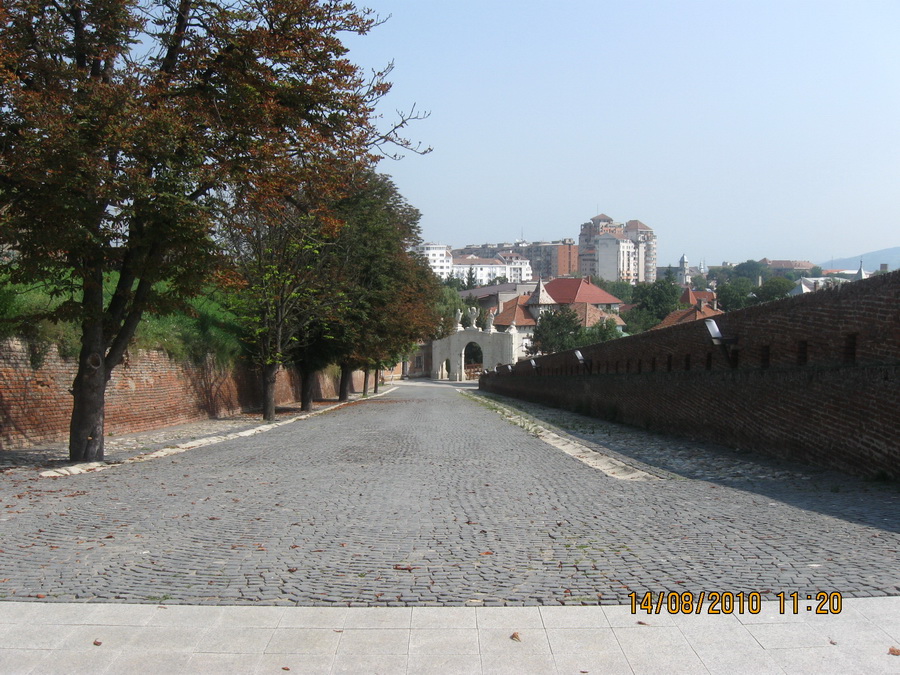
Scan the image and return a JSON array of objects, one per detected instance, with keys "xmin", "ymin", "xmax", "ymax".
[
  {"xmin": 412, "ymin": 243, "xmax": 453, "ymax": 279},
  {"xmin": 578, "ymin": 214, "xmax": 657, "ymax": 283},
  {"xmin": 451, "ymin": 253, "xmax": 533, "ymax": 286}
]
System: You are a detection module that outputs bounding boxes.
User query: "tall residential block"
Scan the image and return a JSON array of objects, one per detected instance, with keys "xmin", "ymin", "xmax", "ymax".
[{"xmin": 578, "ymin": 214, "xmax": 657, "ymax": 283}]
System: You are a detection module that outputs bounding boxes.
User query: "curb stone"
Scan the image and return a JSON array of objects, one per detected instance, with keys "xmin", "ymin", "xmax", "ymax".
[
  {"xmin": 460, "ymin": 390, "xmax": 658, "ymax": 481},
  {"xmin": 38, "ymin": 386, "xmax": 398, "ymax": 478}
]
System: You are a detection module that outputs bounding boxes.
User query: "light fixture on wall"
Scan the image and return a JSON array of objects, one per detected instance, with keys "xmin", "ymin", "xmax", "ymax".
[
  {"xmin": 574, "ymin": 349, "xmax": 592, "ymax": 374},
  {"xmin": 705, "ymin": 318, "xmax": 738, "ymax": 364}
]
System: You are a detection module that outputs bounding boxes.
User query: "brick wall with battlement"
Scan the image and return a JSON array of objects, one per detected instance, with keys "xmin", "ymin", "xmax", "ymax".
[
  {"xmin": 0, "ymin": 342, "xmax": 363, "ymax": 450},
  {"xmin": 481, "ymin": 270, "xmax": 900, "ymax": 479}
]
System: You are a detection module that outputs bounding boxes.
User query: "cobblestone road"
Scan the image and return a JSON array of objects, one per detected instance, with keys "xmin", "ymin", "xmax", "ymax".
[{"xmin": 0, "ymin": 381, "xmax": 897, "ymax": 607}]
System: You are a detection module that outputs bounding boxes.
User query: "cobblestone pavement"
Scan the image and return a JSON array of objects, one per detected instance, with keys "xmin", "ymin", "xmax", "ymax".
[
  {"xmin": 0, "ymin": 401, "xmax": 339, "ymax": 473},
  {"xmin": 0, "ymin": 380, "xmax": 897, "ymax": 607}
]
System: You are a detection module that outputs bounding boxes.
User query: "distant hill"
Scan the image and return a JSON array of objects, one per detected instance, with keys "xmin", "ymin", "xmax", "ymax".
[{"xmin": 820, "ymin": 247, "xmax": 900, "ymax": 272}]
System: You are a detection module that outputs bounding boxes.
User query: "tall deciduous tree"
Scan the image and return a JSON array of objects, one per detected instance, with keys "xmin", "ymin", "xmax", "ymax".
[
  {"xmin": 220, "ymin": 194, "xmax": 339, "ymax": 421},
  {"xmin": 315, "ymin": 171, "xmax": 440, "ymax": 402},
  {"xmin": 0, "ymin": 1, "xmax": 416, "ymax": 460}
]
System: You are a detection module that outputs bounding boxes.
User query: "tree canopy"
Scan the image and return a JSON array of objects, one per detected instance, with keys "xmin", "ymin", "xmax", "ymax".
[
  {"xmin": 0, "ymin": 0, "xmax": 422, "ymax": 459},
  {"xmin": 527, "ymin": 307, "xmax": 619, "ymax": 356}
]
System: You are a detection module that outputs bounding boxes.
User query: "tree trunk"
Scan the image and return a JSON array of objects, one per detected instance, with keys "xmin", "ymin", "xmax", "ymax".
[
  {"xmin": 68, "ymin": 350, "xmax": 107, "ymax": 462},
  {"xmin": 373, "ymin": 369, "xmax": 379, "ymax": 394},
  {"xmin": 300, "ymin": 366, "xmax": 316, "ymax": 412},
  {"xmin": 363, "ymin": 367, "xmax": 370, "ymax": 396},
  {"xmin": 262, "ymin": 361, "xmax": 279, "ymax": 421},
  {"xmin": 338, "ymin": 363, "xmax": 353, "ymax": 402},
  {"xmin": 69, "ymin": 274, "xmax": 108, "ymax": 462}
]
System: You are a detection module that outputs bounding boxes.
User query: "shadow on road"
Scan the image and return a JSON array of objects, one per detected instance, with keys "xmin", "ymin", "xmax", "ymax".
[{"xmin": 469, "ymin": 388, "xmax": 900, "ymax": 536}]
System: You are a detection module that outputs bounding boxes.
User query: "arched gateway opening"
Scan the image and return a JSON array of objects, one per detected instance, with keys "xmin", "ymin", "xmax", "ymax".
[
  {"xmin": 463, "ymin": 342, "xmax": 483, "ymax": 380},
  {"xmin": 430, "ymin": 322, "xmax": 527, "ymax": 381}
]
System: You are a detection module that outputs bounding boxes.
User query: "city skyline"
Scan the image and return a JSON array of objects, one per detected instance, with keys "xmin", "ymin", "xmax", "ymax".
[{"xmin": 346, "ymin": 1, "xmax": 899, "ymax": 269}]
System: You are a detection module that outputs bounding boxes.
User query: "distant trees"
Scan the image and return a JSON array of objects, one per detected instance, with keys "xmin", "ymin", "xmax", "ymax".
[
  {"xmin": 621, "ymin": 277, "xmax": 684, "ymax": 333},
  {"xmin": 527, "ymin": 307, "xmax": 619, "ymax": 355},
  {"xmin": 323, "ymin": 172, "xmax": 441, "ymax": 400},
  {"xmin": 465, "ymin": 266, "xmax": 479, "ymax": 291},
  {"xmin": 716, "ymin": 274, "xmax": 794, "ymax": 310},
  {"xmin": 591, "ymin": 277, "xmax": 633, "ymax": 304},
  {"xmin": 221, "ymin": 192, "xmax": 338, "ymax": 420},
  {"xmin": 754, "ymin": 277, "xmax": 795, "ymax": 303},
  {"xmin": 732, "ymin": 260, "xmax": 772, "ymax": 284},
  {"xmin": 224, "ymin": 170, "xmax": 440, "ymax": 417}
]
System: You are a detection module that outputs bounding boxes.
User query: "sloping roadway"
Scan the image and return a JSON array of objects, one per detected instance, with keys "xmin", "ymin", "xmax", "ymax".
[{"xmin": 0, "ymin": 380, "xmax": 897, "ymax": 607}]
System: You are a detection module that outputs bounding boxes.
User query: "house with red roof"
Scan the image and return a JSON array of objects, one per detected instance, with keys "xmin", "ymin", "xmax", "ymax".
[
  {"xmin": 493, "ymin": 277, "xmax": 625, "ymax": 333},
  {"xmin": 679, "ymin": 287, "xmax": 718, "ymax": 309},
  {"xmin": 652, "ymin": 297, "xmax": 723, "ymax": 330}
]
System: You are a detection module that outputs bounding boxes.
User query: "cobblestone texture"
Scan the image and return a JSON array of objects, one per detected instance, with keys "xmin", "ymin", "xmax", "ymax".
[
  {"xmin": 0, "ymin": 403, "xmax": 329, "ymax": 473},
  {"xmin": 0, "ymin": 381, "xmax": 897, "ymax": 607}
]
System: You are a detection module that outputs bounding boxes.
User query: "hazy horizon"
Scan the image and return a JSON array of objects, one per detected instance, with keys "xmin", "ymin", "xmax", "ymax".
[{"xmin": 347, "ymin": 1, "xmax": 899, "ymax": 269}]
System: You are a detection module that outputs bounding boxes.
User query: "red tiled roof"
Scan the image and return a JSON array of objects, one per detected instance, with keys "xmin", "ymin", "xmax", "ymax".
[
  {"xmin": 493, "ymin": 295, "xmax": 536, "ymax": 327},
  {"xmin": 652, "ymin": 305, "xmax": 723, "ymax": 330},
  {"xmin": 679, "ymin": 288, "xmax": 717, "ymax": 305},
  {"xmin": 544, "ymin": 277, "xmax": 622, "ymax": 305},
  {"xmin": 570, "ymin": 302, "xmax": 626, "ymax": 328}
]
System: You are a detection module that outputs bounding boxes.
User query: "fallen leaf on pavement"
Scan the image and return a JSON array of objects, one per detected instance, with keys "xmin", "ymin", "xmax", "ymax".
[
  {"xmin": 510, "ymin": 632, "xmax": 521, "ymax": 642},
  {"xmin": 93, "ymin": 640, "xmax": 102, "ymax": 646},
  {"xmin": 889, "ymin": 646, "xmax": 900, "ymax": 656}
]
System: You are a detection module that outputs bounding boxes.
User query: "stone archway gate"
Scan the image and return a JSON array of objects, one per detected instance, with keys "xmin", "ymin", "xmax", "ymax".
[{"xmin": 430, "ymin": 321, "xmax": 527, "ymax": 381}]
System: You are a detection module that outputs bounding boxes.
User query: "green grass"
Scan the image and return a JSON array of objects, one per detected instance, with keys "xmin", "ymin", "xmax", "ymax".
[{"xmin": 0, "ymin": 276, "xmax": 245, "ymax": 367}]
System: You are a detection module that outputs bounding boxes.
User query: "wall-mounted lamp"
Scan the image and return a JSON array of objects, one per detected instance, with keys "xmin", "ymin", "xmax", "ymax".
[
  {"xmin": 704, "ymin": 319, "xmax": 736, "ymax": 346},
  {"xmin": 506, "ymin": 364, "xmax": 513, "ymax": 373},
  {"xmin": 573, "ymin": 349, "xmax": 592, "ymax": 374},
  {"xmin": 705, "ymin": 318, "xmax": 738, "ymax": 365}
]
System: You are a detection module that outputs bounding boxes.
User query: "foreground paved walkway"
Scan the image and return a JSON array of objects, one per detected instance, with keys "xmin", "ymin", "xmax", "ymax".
[
  {"xmin": 1, "ymin": 380, "xmax": 898, "ymax": 673},
  {"xmin": 2, "ymin": 599, "xmax": 899, "ymax": 674}
]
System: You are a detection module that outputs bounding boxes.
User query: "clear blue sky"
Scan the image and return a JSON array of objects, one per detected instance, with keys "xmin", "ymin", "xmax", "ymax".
[{"xmin": 345, "ymin": 0, "xmax": 899, "ymax": 268}]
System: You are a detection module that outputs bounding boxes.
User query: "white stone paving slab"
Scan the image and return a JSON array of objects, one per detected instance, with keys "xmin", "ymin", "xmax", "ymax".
[{"xmin": 1, "ymin": 601, "xmax": 899, "ymax": 673}]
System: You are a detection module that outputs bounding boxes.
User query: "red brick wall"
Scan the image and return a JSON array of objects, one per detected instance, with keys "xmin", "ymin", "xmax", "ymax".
[
  {"xmin": 0, "ymin": 344, "xmax": 363, "ymax": 450},
  {"xmin": 481, "ymin": 271, "xmax": 900, "ymax": 479}
]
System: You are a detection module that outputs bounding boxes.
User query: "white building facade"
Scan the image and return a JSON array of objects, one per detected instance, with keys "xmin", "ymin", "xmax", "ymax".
[
  {"xmin": 451, "ymin": 254, "xmax": 532, "ymax": 286},
  {"xmin": 578, "ymin": 215, "xmax": 657, "ymax": 284},
  {"xmin": 412, "ymin": 243, "xmax": 454, "ymax": 279}
]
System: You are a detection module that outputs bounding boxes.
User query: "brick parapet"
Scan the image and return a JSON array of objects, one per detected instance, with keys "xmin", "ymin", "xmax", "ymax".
[{"xmin": 481, "ymin": 270, "xmax": 900, "ymax": 478}]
